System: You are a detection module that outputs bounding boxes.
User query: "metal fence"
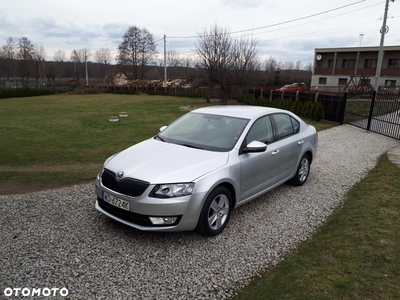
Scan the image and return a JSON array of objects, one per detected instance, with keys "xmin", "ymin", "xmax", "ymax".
[{"xmin": 342, "ymin": 91, "xmax": 400, "ymax": 140}]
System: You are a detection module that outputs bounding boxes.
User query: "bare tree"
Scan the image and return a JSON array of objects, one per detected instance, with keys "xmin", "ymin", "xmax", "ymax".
[
  {"xmin": 53, "ymin": 49, "xmax": 66, "ymax": 62},
  {"xmin": 95, "ymin": 47, "xmax": 111, "ymax": 81},
  {"xmin": 70, "ymin": 48, "xmax": 91, "ymax": 86},
  {"xmin": 52, "ymin": 49, "xmax": 66, "ymax": 80},
  {"xmin": 283, "ymin": 61, "xmax": 295, "ymax": 70},
  {"xmin": 0, "ymin": 37, "xmax": 16, "ymax": 85},
  {"xmin": 33, "ymin": 45, "xmax": 46, "ymax": 87},
  {"xmin": 166, "ymin": 49, "xmax": 183, "ymax": 67},
  {"xmin": 295, "ymin": 60, "xmax": 302, "ymax": 71},
  {"xmin": 264, "ymin": 56, "xmax": 277, "ymax": 74},
  {"xmin": 230, "ymin": 36, "xmax": 261, "ymax": 87},
  {"xmin": 195, "ymin": 24, "xmax": 260, "ymax": 104},
  {"xmin": 117, "ymin": 26, "xmax": 157, "ymax": 80},
  {"xmin": 17, "ymin": 37, "xmax": 35, "ymax": 87},
  {"xmin": 304, "ymin": 62, "xmax": 313, "ymax": 72},
  {"xmin": 183, "ymin": 56, "xmax": 194, "ymax": 68},
  {"xmin": 71, "ymin": 49, "xmax": 82, "ymax": 83}
]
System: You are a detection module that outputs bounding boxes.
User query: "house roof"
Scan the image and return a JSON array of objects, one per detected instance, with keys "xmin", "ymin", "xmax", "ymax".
[{"xmin": 315, "ymin": 45, "xmax": 400, "ymax": 53}]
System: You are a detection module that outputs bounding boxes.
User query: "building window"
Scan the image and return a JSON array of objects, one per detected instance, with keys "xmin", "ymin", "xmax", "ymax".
[
  {"xmin": 328, "ymin": 59, "xmax": 334, "ymax": 68},
  {"xmin": 364, "ymin": 59, "xmax": 377, "ymax": 68},
  {"xmin": 318, "ymin": 77, "xmax": 327, "ymax": 84},
  {"xmin": 342, "ymin": 59, "xmax": 356, "ymax": 68},
  {"xmin": 388, "ymin": 59, "xmax": 400, "ymax": 69},
  {"xmin": 338, "ymin": 78, "xmax": 348, "ymax": 85},
  {"xmin": 385, "ymin": 80, "xmax": 396, "ymax": 87}
]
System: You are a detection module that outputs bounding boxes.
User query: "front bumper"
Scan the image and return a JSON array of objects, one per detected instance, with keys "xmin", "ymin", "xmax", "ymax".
[{"xmin": 94, "ymin": 175, "xmax": 205, "ymax": 232}]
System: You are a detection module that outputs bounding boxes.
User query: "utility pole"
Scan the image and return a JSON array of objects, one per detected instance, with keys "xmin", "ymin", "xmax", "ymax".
[
  {"xmin": 374, "ymin": 0, "xmax": 394, "ymax": 91},
  {"xmin": 85, "ymin": 48, "xmax": 89, "ymax": 87},
  {"xmin": 163, "ymin": 34, "xmax": 167, "ymax": 92}
]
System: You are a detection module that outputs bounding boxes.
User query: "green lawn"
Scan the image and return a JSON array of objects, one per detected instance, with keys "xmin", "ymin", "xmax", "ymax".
[{"xmin": 0, "ymin": 94, "xmax": 215, "ymax": 191}]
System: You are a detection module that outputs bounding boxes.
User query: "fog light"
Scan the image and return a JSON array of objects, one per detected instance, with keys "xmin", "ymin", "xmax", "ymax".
[{"xmin": 149, "ymin": 217, "xmax": 178, "ymax": 225}]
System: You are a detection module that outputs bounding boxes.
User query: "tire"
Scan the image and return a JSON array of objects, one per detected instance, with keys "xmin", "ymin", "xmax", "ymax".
[
  {"xmin": 196, "ymin": 186, "xmax": 232, "ymax": 236},
  {"xmin": 289, "ymin": 153, "xmax": 311, "ymax": 186}
]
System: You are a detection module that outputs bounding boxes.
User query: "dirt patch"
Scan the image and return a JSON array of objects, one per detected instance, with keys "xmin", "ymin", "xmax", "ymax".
[
  {"xmin": 0, "ymin": 163, "xmax": 101, "ymax": 173},
  {"xmin": 0, "ymin": 180, "xmax": 94, "ymax": 195},
  {"xmin": 0, "ymin": 164, "xmax": 100, "ymax": 195}
]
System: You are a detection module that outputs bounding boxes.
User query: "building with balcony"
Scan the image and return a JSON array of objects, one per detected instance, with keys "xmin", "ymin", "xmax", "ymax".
[{"xmin": 311, "ymin": 45, "xmax": 400, "ymax": 93}]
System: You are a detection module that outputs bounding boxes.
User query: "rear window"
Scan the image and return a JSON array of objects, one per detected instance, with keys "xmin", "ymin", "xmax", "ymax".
[{"xmin": 272, "ymin": 114, "xmax": 299, "ymax": 139}]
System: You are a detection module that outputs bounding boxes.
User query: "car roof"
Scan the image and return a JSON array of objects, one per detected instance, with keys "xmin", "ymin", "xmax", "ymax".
[{"xmin": 191, "ymin": 105, "xmax": 285, "ymax": 119}]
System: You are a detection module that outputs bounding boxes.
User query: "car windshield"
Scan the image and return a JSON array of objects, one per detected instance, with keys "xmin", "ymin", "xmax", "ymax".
[{"xmin": 157, "ymin": 112, "xmax": 249, "ymax": 152}]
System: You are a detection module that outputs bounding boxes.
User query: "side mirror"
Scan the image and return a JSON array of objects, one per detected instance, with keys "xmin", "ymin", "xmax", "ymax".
[
  {"xmin": 159, "ymin": 125, "xmax": 167, "ymax": 132},
  {"xmin": 242, "ymin": 141, "xmax": 267, "ymax": 153}
]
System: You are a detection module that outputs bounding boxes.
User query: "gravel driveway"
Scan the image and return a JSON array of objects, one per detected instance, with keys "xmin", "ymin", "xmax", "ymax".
[{"xmin": 1, "ymin": 125, "xmax": 399, "ymax": 299}]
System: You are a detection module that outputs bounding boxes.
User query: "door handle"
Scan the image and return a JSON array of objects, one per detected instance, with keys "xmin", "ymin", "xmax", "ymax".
[
  {"xmin": 298, "ymin": 140, "xmax": 304, "ymax": 145},
  {"xmin": 272, "ymin": 150, "xmax": 280, "ymax": 155}
]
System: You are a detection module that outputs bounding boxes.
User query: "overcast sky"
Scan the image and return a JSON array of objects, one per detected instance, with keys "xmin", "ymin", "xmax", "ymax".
[{"xmin": 1, "ymin": 0, "xmax": 399, "ymax": 66}]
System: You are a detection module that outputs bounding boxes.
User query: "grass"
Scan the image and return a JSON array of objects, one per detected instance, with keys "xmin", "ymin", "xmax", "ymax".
[
  {"xmin": 0, "ymin": 94, "xmax": 213, "ymax": 192},
  {"xmin": 232, "ymin": 154, "xmax": 400, "ymax": 300},
  {"xmin": 0, "ymin": 93, "xmax": 335, "ymax": 193}
]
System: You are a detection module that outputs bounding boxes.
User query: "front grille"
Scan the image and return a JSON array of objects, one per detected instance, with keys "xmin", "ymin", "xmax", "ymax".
[{"xmin": 101, "ymin": 169, "xmax": 149, "ymax": 197}]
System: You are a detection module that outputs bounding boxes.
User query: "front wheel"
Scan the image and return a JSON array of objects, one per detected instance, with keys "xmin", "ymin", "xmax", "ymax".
[
  {"xmin": 196, "ymin": 186, "xmax": 232, "ymax": 236},
  {"xmin": 289, "ymin": 154, "xmax": 311, "ymax": 186}
]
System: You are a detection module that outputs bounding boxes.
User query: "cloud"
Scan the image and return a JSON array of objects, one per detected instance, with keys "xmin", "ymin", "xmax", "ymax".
[{"xmin": 1, "ymin": 0, "xmax": 399, "ymax": 63}]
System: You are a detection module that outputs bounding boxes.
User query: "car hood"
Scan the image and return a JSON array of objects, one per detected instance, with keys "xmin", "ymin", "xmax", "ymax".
[{"xmin": 105, "ymin": 138, "xmax": 229, "ymax": 183}]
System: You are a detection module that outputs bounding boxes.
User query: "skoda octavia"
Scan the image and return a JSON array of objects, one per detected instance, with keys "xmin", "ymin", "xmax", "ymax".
[{"xmin": 95, "ymin": 106, "xmax": 318, "ymax": 236}]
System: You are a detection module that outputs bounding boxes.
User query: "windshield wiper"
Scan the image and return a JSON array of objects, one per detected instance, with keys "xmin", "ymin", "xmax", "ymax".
[
  {"xmin": 180, "ymin": 143, "xmax": 203, "ymax": 150},
  {"xmin": 154, "ymin": 135, "xmax": 165, "ymax": 142}
]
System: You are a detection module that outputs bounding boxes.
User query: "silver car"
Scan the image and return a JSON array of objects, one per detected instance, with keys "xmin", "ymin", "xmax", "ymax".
[{"xmin": 95, "ymin": 106, "xmax": 318, "ymax": 236}]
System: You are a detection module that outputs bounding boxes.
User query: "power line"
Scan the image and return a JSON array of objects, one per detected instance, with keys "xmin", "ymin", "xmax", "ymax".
[
  {"xmin": 231, "ymin": 2, "xmax": 384, "ymax": 39},
  {"xmin": 229, "ymin": 0, "xmax": 371, "ymax": 35},
  {"xmin": 168, "ymin": 0, "xmax": 369, "ymax": 39}
]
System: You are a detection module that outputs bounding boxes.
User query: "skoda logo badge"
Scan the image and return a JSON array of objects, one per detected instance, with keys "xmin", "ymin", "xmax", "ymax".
[{"xmin": 117, "ymin": 171, "xmax": 124, "ymax": 179}]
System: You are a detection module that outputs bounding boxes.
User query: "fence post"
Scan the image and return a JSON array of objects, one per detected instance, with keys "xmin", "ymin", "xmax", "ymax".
[
  {"xmin": 314, "ymin": 92, "xmax": 319, "ymax": 102},
  {"xmin": 260, "ymin": 89, "xmax": 263, "ymax": 99},
  {"xmin": 367, "ymin": 91, "xmax": 377, "ymax": 131},
  {"xmin": 270, "ymin": 90, "xmax": 273, "ymax": 101},
  {"xmin": 339, "ymin": 92, "xmax": 348, "ymax": 125},
  {"xmin": 296, "ymin": 91, "xmax": 299, "ymax": 101}
]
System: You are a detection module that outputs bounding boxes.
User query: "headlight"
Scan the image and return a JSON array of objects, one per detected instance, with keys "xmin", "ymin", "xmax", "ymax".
[{"xmin": 150, "ymin": 183, "xmax": 195, "ymax": 198}]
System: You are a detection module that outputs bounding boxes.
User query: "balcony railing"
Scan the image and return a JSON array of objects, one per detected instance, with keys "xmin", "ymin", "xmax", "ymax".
[
  {"xmin": 380, "ymin": 68, "xmax": 400, "ymax": 76},
  {"xmin": 314, "ymin": 67, "xmax": 400, "ymax": 76}
]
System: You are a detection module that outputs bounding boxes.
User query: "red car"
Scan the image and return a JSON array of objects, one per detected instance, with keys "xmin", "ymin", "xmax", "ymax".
[{"xmin": 275, "ymin": 83, "xmax": 303, "ymax": 92}]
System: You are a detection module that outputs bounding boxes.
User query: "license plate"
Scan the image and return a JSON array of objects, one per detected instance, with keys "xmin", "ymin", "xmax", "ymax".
[{"xmin": 102, "ymin": 192, "xmax": 130, "ymax": 211}]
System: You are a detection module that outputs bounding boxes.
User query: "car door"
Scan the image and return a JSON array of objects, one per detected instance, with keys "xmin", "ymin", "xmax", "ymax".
[
  {"xmin": 270, "ymin": 113, "xmax": 303, "ymax": 183},
  {"xmin": 239, "ymin": 115, "xmax": 281, "ymax": 201}
]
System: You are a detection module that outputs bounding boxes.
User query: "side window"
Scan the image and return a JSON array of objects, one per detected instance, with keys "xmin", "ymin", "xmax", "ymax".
[
  {"xmin": 246, "ymin": 116, "xmax": 274, "ymax": 144},
  {"xmin": 272, "ymin": 114, "xmax": 296, "ymax": 139},
  {"xmin": 291, "ymin": 117, "xmax": 300, "ymax": 133}
]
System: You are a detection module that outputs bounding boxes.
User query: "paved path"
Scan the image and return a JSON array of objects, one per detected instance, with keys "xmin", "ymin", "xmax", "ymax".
[{"xmin": 388, "ymin": 146, "xmax": 400, "ymax": 168}]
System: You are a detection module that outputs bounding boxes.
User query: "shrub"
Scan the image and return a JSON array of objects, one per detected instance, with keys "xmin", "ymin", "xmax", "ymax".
[
  {"xmin": 313, "ymin": 101, "xmax": 325, "ymax": 121},
  {"xmin": 0, "ymin": 87, "xmax": 60, "ymax": 99}
]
